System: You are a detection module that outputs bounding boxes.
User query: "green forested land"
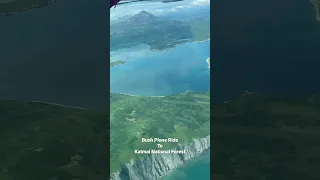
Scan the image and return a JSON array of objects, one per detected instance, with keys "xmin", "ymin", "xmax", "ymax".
[
  {"xmin": 0, "ymin": 91, "xmax": 210, "ymax": 178},
  {"xmin": 211, "ymin": 93, "xmax": 320, "ymax": 180},
  {"xmin": 187, "ymin": 17, "xmax": 210, "ymax": 42},
  {"xmin": 3, "ymin": 92, "xmax": 320, "ymax": 179},
  {"xmin": 0, "ymin": 101, "xmax": 109, "ymax": 180},
  {"xmin": 110, "ymin": 91, "xmax": 210, "ymax": 172}
]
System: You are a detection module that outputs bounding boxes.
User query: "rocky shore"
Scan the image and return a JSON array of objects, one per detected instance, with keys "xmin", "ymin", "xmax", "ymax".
[{"xmin": 110, "ymin": 135, "xmax": 210, "ymax": 180}]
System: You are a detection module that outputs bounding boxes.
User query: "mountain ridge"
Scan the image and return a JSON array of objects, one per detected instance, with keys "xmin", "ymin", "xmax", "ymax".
[{"xmin": 110, "ymin": 10, "xmax": 193, "ymax": 51}]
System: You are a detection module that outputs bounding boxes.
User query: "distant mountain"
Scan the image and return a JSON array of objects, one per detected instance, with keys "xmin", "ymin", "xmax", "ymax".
[
  {"xmin": 110, "ymin": 11, "xmax": 194, "ymax": 51},
  {"xmin": 130, "ymin": 10, "xmax": 158, "ymax": 24},
  {"xmin": 113, "ymin": 10, "xmax": 158, "ymax": 25}
]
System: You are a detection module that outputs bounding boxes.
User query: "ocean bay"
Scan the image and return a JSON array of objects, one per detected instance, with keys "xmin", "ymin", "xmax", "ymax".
[{"xmin": 110, "ymin": 41, "xmax": 210, "ymax": 96}]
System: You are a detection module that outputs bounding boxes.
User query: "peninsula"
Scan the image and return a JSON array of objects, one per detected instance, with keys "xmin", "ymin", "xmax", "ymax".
[
  {"xmin": 0, "ymin": 0, "xmax": 56, "ymax": 16},
  {"xmin": 110, "ymin": 60, "xmax": 126, "ymax": 67},
  {"xmin": 206, "ymin": 58, "xmax": 210, "ymax": 68}
]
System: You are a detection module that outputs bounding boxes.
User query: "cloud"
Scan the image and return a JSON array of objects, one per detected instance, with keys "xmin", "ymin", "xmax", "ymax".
[
  {"xmin": 170, "ymin": 0, "xmax": 209, "ymax": 11},
  {"xmin": 110, "ymin": 0, "xmax": 209, "ymax": 21},
  {"xmin": 190, "ymin": 0, "xmax": 210, "ymax": 6}
]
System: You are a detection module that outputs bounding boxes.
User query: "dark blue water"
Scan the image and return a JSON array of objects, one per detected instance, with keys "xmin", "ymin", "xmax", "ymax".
[
  {"xmin": 0, "ymin": 0, "xmax": 109, "ymax": 109},
  {"xmin": 211, "ymin": 0, "xmax": 320, "ymax": 104}
]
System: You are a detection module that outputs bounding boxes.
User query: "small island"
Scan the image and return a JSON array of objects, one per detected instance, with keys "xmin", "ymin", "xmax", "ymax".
[
  {"xmin": 206, "ymin": 58, "xmax": 210, "ymax": 68},
  {"xmin": 110, "ymin": 60, "xmax": 126, "ymax": 68}
]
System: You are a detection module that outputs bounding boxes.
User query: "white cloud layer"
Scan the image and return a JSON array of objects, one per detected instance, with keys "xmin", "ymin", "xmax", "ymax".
[{"xmin": 110, "ymin": 0, "xmax": 209, "ymax": 21}]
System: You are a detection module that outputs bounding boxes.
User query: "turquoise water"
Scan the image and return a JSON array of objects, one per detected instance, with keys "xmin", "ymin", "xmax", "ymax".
[
  {"xmin": 110, "ymin": 41, "xmax": 210, "ymax": 179},
  {"xmin": 110, "ymin": 41, "xmax": 210, "ymax": 96},
  {"xmin": 161, "ymin": 151, "xmax": 210, "ymax": 180}
]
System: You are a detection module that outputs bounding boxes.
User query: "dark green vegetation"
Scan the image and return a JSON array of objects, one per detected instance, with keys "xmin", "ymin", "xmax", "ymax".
[
  {"xmin": 110, "ymin": 91, "xmax": 210, "ymax": 172},
  {"xmin": 0, "ymin": 101, "xmax": 108, "ymax": 180},
  {"xmin": 0, "ymin": 0, "xmax": 54, "ymax": 16},
  {"xmin": 110, "ymin": 11, "xmax": 202, "ymax": 51},
  {"xmin": 110, "ymin": 60, "xmax": 126, "ymax": 68},
  {"xmin": 186, "ymin": 17, "xmax": 210, "ymax": 42},
  {"xmin": 212, "ymin": 92, "xmax": 320, "ymax": 180}
]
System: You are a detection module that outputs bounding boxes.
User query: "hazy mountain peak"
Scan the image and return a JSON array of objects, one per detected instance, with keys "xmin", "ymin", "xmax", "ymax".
[
  {"xmin": 112, "ymin": 10, "xmax": 158, "ymax": 25},
  {"xmin": 132, "ymin": 10, "xmax": 158, "ymax": 23}
]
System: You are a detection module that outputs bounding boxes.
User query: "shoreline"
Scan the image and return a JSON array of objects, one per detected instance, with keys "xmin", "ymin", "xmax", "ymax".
[
  {"xmin": 148, "ymin": 39, "xmax": 210, "ymax": 52},
  {"xmin": 30, "ymin": 101, "xmax": 89, "ymax": 110},
  {"xmin": 0, "ymin": 0, "xmax": 56, "ymax": 16},
  {"xmin": 206, "ymin": 57, "xmax": 210, "ymax": 69},
  {"xmin": 159, "ymin": 149, "xmax": 210, "ymax": 179},
  {"xmin": 110, "ymin": 39, "xmax": 210, "ymax": 54},
  {"xmin": 112, "ymin": 92, "xmax": 165, "ymax": 97},
  {"xmin": 195, "ymin": 37, "xmax": 210, "ymax": 43},
  {"xmin": 110, "ymin": 135, "xmax": 210, "ymax": 180},
  {"xmin": 111, "ymin": 90, "xmax": 208, "ymax": 98}
]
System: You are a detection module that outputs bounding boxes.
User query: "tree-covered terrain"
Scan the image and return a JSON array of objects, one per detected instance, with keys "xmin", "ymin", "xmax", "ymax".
[
  {"xmin": 211, "ymin": 92, "xmax": 320, "ymax": 180},
  {"xmin": 110, "ymin": 11, "xmax": 194, "ymax": 51},
  {"xmin": 110, "ymin": 91, "xmax": 210, "ymax": 172},
  {"xmin": 0, "ymin": 101, "xmax": 109, "ymax": 180},
  {"xmin": 2, "ymin": 92, "xmax": 320, "ymax": 179},
  {"xmin": 110, "ymin": 11, "xmax": 211, "ymax": 52},
  {"xmin": 0, "ymin": 91, "xmax": 210, "ymax": 178},
  {"xmin": 186, "ymin": 17, "xmax": 210, "ymax": 42}
]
